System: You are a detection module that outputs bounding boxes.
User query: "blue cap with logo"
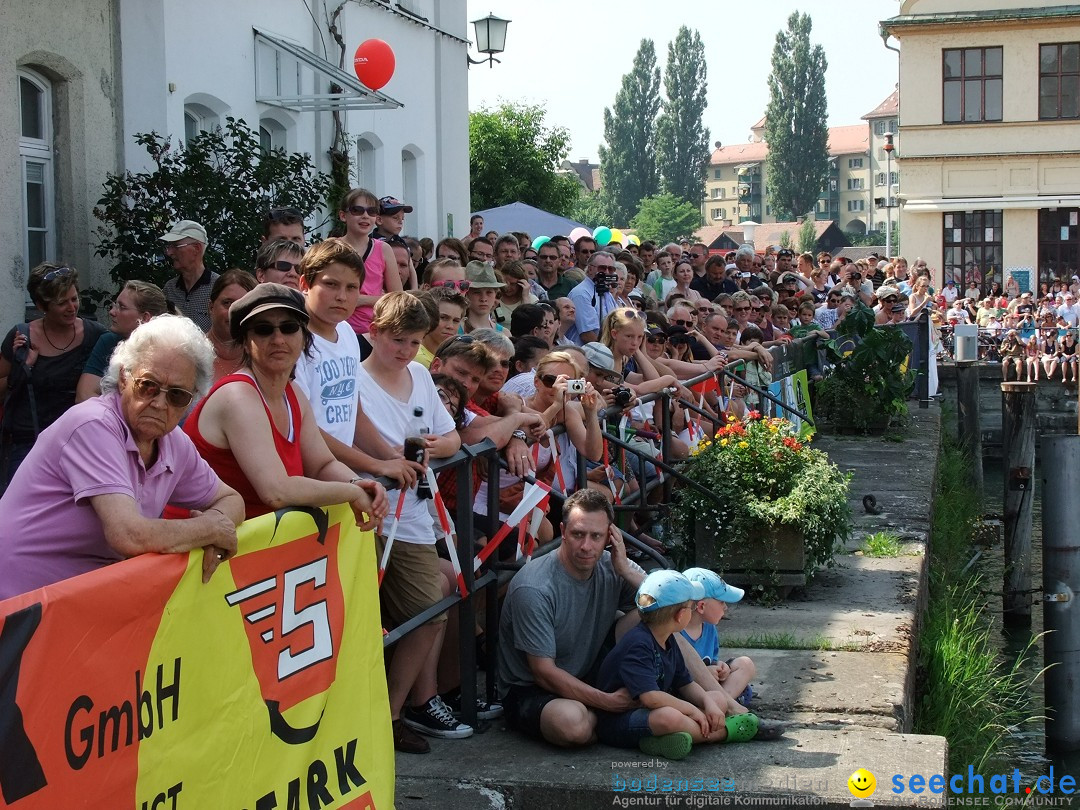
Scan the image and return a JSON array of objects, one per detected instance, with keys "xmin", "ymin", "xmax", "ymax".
[
  {"xmin": 683, "ymin": 567, "xmax": 745, "ymax": 603},
  {"xmin": 635, "ymin": 570, "xmax": 705, "ymax": 613}
]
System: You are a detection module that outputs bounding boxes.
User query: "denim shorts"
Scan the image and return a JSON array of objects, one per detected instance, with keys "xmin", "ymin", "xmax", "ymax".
[{"xmin": 595, "ymin": 708, "xmax": 654, "ymax": 748}]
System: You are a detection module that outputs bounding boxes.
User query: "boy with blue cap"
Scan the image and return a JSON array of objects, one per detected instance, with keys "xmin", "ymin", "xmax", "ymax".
[
  {"xmin": 593, "ymin": 570, "xmax": 771, "ymax": 760},
  {"xmin": 681, "ymin": 567, "xmax": 757, "ymax": 707}
]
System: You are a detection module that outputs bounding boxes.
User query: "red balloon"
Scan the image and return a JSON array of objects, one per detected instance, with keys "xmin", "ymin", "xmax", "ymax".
[{"xmin": 353, "ymin": 39, "xmax": 395, "ymax": 91}]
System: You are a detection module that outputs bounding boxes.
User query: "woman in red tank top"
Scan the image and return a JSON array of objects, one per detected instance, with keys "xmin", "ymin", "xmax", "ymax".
[{"xmin": 182, "ymin": 283, "xmax": 388, "ymax": 524}]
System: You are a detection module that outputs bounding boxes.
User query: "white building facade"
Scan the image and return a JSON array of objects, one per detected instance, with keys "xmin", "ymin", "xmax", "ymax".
[{"xmin": 2, "ymin": 0, "xmax": 470, "ymax": 328}]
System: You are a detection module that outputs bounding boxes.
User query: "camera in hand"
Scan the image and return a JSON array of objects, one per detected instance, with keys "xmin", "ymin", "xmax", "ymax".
[
  {"xmin": 406, "ymin": 406, "xmax": 432, "ymax": 499},
  {"xmin": 593, "ymin": 272, "xmax": 619, "ymax": 294},
  {"xmin": 612, "ymin": 386, "xmax": 634, "ymax": 407},
  {"xmin": 566, "ymin": 379, "xmax": 586, "ymax": 395}
]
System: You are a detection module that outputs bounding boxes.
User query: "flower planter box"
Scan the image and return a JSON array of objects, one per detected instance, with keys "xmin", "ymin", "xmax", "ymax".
[{"xmin": 694, "ymin": 523, "xmax": 807, "ymax": 590}]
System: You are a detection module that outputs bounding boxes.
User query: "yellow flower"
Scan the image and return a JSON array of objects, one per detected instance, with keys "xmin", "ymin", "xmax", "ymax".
[
  {"xmin": 768, "ymin": 424, "xmax": 778, "ymax": 433},
  {"xmin": 720, "ymin": 438, "xmax": 729, "ymax": 447},
  {"xmin": 737, "ymin": 441, "xmax": 749, "ymax": 449}
]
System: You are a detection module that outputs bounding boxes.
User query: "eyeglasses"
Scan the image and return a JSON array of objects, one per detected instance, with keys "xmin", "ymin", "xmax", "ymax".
[
  {"xmin": 272, "ymin": 260, "xmax": 301, "ymax": 273},
  {"xmin": 590, "ymin": 366, "xmax": 624, "ymax": 385},
  {"xmin": 690, "ymin": 252, "xmax": 705, "ymax": 259},
  {"xmin": 672, "ymin": 319, "xmax": 694, "ymax": 327},
  {"xmin": 538, "ymin": 373, "xmax": 559, "ymax": 388},
  {"xmin": 881, "ymin": 296, "xmax": 898, "ymax": 303},
  {"xmin": 346, "ymin": 204, "xmax": 380, "ymax": 216},
  {"xmin": 827, "ymin": 296, "xmax": 841, "ymax": 303},
  {"xmin": 755, "ymin": 306, "xmax": 770, "ymax": 312},
  {"xmin": 819, "ymin": 258, "xmax": 831, "ymax": 264},
  {"xmin": 432, "ymin": 279, "xmax": 471, "ymax": 293},
  {"xmin": 164, "ymin": 242, "xmax": 200, "ymax": 252},
  {"xmin": 618, "ymin": 308, "xmax": 646, "ymax": 320},
  {"xmin": 248, "ymin": 320, "xmax": 303, "ymax": 337},
  {"xmin": 42, "ymin": 266, "xmax": 75, "ymax": 282},
  {"xmin": 130, "ymin": 376, "xmax": 195, "ymax": 408},
  {"xmin": 733, "ymin": 306, "xmax": 752, "ymax": 312},
  {"xmin": 646, "ymin": 335, "xmax": 667, "ymax": 345}
]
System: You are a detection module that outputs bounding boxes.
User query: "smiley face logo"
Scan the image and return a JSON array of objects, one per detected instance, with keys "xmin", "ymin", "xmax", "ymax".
[{"xmin": 848, "ymin": 768, "xmax": 877, "ymax": 799}]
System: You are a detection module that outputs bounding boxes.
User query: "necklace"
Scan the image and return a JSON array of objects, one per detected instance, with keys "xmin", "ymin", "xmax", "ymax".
[{"xmin": 42, "ymin": 320, "xmax": 76, "ymax": 351}]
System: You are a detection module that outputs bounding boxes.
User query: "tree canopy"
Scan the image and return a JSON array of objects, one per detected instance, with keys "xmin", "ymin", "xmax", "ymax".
[
  {"xmin": 468, "ymin": 102, "xmax": 580, "ymax": 216},
  {"xmin": 763, "ymin": 12, "xmax": 830, "ymax": 222},
  {"xmin": 656, "ymin": 27, "xmax": 711, "ymax": 209},
  {"xmin": 630, "ymin": 193, "xmax": 702, "ymax": 245},
  {"xmin": 599, "ymin": 39, "xmax": 661, "ymax": 227}
]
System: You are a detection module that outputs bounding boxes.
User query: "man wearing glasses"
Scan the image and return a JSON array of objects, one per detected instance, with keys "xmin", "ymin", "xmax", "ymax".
[
  {"xmin": 689, "ymin": 243, "xmax": 709, "ymax": 279},
  {"xmin": 536, "ymin": 241, "xmax": 576, "ymax": 300},
  {"xmin": 814, "ymin": 288, "xmax": 845, "ymax": 331},
  {"xmin": 468, "ymin": 237, "xmax": 495, "ymax": 265},
  {"xmin": 567, "ymin": 252, "xmax": 619, "ymax": 344},
  {"xmin": 254, "ymin": 238, "xmax": 304, "ymax": 289},
  {"xmin": 160, "ymin": 219, "xmax": 217, "ymax": 331}
]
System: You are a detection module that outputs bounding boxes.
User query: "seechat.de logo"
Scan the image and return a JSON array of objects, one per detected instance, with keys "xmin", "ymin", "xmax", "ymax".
[{"xmin": 848, "ymin": 768, "xmax": 877, "ymax": 807}]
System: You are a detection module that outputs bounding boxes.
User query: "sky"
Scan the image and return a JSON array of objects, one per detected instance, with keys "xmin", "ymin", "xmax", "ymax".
[{"xmin": 466, "ymin": 0, "xmax": 902, "ymax": 161}]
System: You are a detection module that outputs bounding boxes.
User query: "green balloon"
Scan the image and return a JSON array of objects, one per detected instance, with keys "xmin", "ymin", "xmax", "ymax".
[
  {"xmin": 531, "ymin": 235, "xmax": 550, "ymax": 251},
  {"xmin": 593, "ymin": 226, "xmax": 612, "ymax": 247}
]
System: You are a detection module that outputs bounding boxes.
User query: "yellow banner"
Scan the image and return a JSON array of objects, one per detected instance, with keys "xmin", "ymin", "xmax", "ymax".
[{"xmin": 0, "ymin": 504, "xmax": 393, "ymax": 809}]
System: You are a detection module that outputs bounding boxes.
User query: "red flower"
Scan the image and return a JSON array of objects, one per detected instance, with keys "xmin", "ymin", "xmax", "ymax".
[{"xmin": 748, "ymin": 410, "xmax": 762, "ymax": 420}]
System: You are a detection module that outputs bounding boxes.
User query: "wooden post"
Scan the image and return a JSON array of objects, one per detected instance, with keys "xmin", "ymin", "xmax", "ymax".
[
  {"xmin": 1001, "ymin": 382, "xmax": 1037, "ymax": 626},
  {"xmin": 955, "ymin": 361, "xmax": 983, "ymax": 500}
]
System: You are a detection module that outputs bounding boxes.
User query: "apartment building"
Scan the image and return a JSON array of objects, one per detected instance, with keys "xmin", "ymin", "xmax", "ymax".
[
  {"xmin": 882, "ymin": 0, "xmax": 1080, "ymax": 293},
  {"xmin": 703, "ymin": 117, "xmax": 877, "ymax": 235},
  {"xmin": 862, "ymin": 87, "xmax": 900, "ymax": 234}
]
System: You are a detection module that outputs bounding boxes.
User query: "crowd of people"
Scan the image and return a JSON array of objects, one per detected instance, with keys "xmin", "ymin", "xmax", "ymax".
[{"xmin": 0, "ymin": 190, "xmax": 935, "ymax": 760}]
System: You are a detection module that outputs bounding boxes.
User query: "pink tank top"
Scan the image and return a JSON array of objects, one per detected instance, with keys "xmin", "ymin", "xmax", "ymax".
[{"xmin": 348, "ymin": 238, "xmax": 386, "ymax": 335}]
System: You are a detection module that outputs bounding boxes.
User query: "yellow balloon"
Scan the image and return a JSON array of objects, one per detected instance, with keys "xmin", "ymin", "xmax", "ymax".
[
  {"xmin": 847, "ymin": 769, "xmax": 877, "ymax": 798},
  {"xmin": 627, "ymin": 234, "xmax": 640, "ymax": 246},
  {"xmin": 609, "ymin": 228, "xmax": 625, "ymax": 245}
]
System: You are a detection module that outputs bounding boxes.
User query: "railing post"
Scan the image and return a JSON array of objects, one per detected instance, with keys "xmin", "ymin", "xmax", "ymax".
[
  {"xmin": 661, "ymin": 389, "xmax": 674, "ymax": 503},
  {"xmin": 1041, "ymin": 435, "xmax": 1080, "ymax": 752},
  {"xmin": 955, "ymin": 360, "xmax": 984, "ymax": 500},
  {"xmin": 918, "ymin": 310, "xmax": 931, "ymax": 408},
  {"xmin": 455, "ymin": 447, "xmax": 478, "ymax": 729},
  {"xmin": 1001, "ymin": 382, "xmax": 1037, "ymax": 626}
]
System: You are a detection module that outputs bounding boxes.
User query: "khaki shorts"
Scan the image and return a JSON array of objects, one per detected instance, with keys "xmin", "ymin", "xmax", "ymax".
[{"xmin": 375, "ymin": 536, "xmax": 447, "ymax": 627}]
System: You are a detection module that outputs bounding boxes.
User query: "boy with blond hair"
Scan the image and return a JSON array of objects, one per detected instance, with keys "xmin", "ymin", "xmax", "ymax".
[{"xmin": 681, "ymin": 567, "xmax": 757, "ymax": 707}]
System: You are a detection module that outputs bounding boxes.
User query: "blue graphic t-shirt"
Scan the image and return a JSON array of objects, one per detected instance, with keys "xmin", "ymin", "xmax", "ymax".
[{"xmin": 293, "ymin": 321, "xmax": 361, "ymax": 446}]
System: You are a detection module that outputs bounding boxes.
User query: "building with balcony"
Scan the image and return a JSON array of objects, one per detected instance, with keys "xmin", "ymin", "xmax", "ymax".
[
  {"xmin": 2, "ymin": 0, "xmax": 470, "ymax": 329},
  {"xmin": 882, "ymin": 1, "xmax": 1080, "ymax": 294},
  {"xmin": 863, "ymin": 86, "xmax": 900, "ymax": 234},
  {"xmin": 702, "ymin": 118, "xmax": 877, "ymax": 236}
]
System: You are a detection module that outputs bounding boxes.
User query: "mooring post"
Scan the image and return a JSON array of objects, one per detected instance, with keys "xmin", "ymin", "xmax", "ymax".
[
  {"xmin": 955, "ymin": 361, "xmax": 983, "ymax": 499},
  {"xmin": 1001, "ymin": 382, "xmax": 1037, "ymax": 626},
  {"xmin": 1041, "ymin": 435, "xmax": 1080, "ymax": 751}
]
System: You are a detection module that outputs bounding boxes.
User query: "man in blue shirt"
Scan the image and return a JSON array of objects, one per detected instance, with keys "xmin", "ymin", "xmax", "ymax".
[{"xmin": 567, "ymin": 251, "xmax": 620, "ymax": 344}]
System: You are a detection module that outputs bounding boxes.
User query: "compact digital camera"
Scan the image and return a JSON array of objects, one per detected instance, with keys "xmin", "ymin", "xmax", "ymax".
[{"xmin": 566, "ymin": 379, "xmax": 587, "ymax": 395}]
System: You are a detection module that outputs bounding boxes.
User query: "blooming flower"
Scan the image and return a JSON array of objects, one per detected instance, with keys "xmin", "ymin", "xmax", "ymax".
[{"xmin": 738, "ymin": 441, "xmax": 749, "ymax": 449}]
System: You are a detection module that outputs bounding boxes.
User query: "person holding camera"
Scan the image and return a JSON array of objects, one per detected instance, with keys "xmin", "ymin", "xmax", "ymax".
[{"xmin": 567, "ymin": 251, "xmax": 621, "ymax": 344}]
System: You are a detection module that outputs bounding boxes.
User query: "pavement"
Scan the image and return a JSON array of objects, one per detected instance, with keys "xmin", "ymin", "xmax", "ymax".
[{"xmin": 393, "ymin": 404, "xmax": 948, "ymax": 808}]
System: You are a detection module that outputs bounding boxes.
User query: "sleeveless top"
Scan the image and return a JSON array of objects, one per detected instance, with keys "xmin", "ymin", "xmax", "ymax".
[
  {"xmin": 348, "ymin": 238, "xmax": 386, "ymax": 335},
  {"xmin": 182, "ymin": 373, "xmax": 305, "ymax": 519}
]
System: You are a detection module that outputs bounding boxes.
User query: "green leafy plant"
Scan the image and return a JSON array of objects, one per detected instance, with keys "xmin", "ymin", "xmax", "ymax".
[
  {"xmin": 861, "ymin": 531, "xmax": 903, "ymax": 558},
  {"xmin": 670, "ymin": 413, "xmax": 851, "ymax": 595},
  {"xmin": 93, "ymin": 118, "xmax": 331, "ymax": 290},
  {"xmin": 816, "ymin": 301, "xmax": 916, "ymax": 432}
]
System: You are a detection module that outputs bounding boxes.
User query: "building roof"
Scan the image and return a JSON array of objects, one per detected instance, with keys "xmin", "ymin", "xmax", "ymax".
[
  {"xmin": 710, "ymin": 125, "xmax": 868, "ymax": 166},
  {"xmin": 883, "ymin": 5, "xmax": 1080, "ymax": 32},
  {"xmin": 836, "ymin": 246, "xmax": 888, "ymax": 262},
  {"xmin": 827, "ymin": 125, "xmax": 869, "ymax": 156},
  {"xmin": 695, "ymin": 220, "xmax": 839, "ymax": 250},
  {"xmin": 862, "ymin": 87, "xmax": 899, "ymax": 120},
  {"xmin": 561, "ymin": 159, "xmax": 601, "ymax": 192}
]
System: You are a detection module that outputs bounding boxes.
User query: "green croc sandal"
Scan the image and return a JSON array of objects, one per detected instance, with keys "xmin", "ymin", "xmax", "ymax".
[
  {"xmin": 639, "ymin": 731, "xmax": 694, "ymax": 760},
  {"xmin": 724, "ymin": 712, "xmax": 759, "ymax": 742}
]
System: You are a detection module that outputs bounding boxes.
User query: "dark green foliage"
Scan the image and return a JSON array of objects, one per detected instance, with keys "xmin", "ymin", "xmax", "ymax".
[
  {"xmin": 764, "ymin": 13, "xmax": 830, "ymax": 221},
  {"xmin": 468, "ymin": 102, "xmax": 581, "ymax": 216},
  {"xmin": 93, "ymin": 118, "xmax": 331, "ymax": 288},
  {"xmin": 816, "ymin": 302, "xmax": 916, "ymax": 431},
  {"xmin": 656, "ymin": 27, "xmax": 710, "ymax": 209},
  {"xmin": 599, "ymin": 39, "xmax": 661, "ymax": 226},
  {"xmin": 630, "ymin": 193, "xmax": 702, "ymax": 245}
]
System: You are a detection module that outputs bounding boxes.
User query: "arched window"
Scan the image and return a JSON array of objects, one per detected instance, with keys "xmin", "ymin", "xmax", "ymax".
[
  {"xmin": 183, "ymin": 97, "xmax": 224, "ymax": 143},
  {"xmin": 18, "ymin": 68, "xmax": 55, "ymax": 272},
  {"xmin": 401, "ymin": 146, "xmax": 421, "ymax": 215},
  {"xmin": 259, "ymin": 117, "xmax": 288, "ymax": 152},
  {"xmin": 356, "ymin": 137, "xmax": 377, "ymax": 188}
]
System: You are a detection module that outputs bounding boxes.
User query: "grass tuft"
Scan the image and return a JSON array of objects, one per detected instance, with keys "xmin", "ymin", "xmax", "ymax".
[{"xmin": 861, "ymin": 531, "xmax": 904, "ymax": 558}]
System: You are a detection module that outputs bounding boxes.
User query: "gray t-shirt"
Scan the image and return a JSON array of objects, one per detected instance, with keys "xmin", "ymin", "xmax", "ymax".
[{"xmin": 497, "ymin": 550, "xmax": 640, "ymax": 695}]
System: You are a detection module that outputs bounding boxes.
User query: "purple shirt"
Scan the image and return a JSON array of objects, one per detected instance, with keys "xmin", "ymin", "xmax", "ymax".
[{"xmin": 0, "ymin": 392, "xmax": 221, "ymax": 600}]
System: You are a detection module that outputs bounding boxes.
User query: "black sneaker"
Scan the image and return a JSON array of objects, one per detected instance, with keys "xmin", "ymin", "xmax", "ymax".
[
  {"xmin": 404, "ymin": 696, "xmax": 474, "ymax": 739},
  {"xmin": 393, "ymin": 718, "xmax": 430, "ymax": 754},
  {"xmin": 444, "ymin": 691, "xmax": 504, "ymax": 721}
]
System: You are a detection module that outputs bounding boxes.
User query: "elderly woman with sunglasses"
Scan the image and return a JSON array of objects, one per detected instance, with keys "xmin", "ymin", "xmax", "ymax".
[
  {"xmin": 178, "ymin": 283, "xmax": 387, "ymax": 526},
  {"xmin": 0, "ymin": 315, "xmax": 245, "ymax": 600},
  {"xmin": 0, "ymin": 263, "xmax": 107, "ymax": 492}
]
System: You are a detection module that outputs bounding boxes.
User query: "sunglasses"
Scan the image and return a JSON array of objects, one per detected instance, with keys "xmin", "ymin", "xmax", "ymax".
[
  {"xmin": 646, "ymin": 335, "xmax": 667, "ymax": 344},
  {"xmin": 590, "ymin": 366, "xmax": 624, "ymax": 385},
  {"xmin": 130, "ymin": 376, "xmax": 195, "ymax": 408},
  {"xmin": 882, "ymin": 296, "xmax": 898, "ymax": 303},
  {"xmin": 43, "ymin": 266, "xmax": 75, "ymax": 282},
  {"xmin": 672, "ymin": 318, "xmax": 694, "ymax": 327},
  {"xmin": 268, "ymin": 207, "xmax": 302, "ymax": 220},
  {"xmin": 619, "ymin": 308, "xmax": 646, "ymax": 320},
  {"xmin": 432, "ymin": 279, "xmax": 471, "ymax": 293},
  {"xmin": 827, "ymin": 296, "xmax": 841, "ymax": 303},
  {"xmin": 272, "ymin": 260, "xmax": 301, "ymax": 273},
  {"xmin": 756, "ymin": 306, "xmax": 770, "ymax": 312},
  {"xmin": 733, "ymin": 306, "xmax": 752, "ymax": 312},
  {"xmin": 345, "ymin": 204, "xmax": 380, "ymax": 216},
  {"xmin": 248, "ymin": 320, "xmax": 303, "ymax": 337},
  {"xmin": 538, "ymin": 373, "xmax": 559, "ymax": 388}
]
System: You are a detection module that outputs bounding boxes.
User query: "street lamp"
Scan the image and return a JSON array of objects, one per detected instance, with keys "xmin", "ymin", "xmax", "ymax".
[
  {"xmin": 468, "ymin": 13, "xmax": 510, "ymax": 68},
  {"xmin": 883, "ymin": 132, "xmax": 895, "ymax": 257}
]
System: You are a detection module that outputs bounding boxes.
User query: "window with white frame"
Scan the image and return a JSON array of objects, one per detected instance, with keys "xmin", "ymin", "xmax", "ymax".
[
  {"xmin": 713, "ymin": 168, "xmax": 722, "ymax": 180},
  {"xmin": 889, "ymin": 171, "xmax": 899, "ymax": 185},
  {"xmin": 184, "ymin": 103, "xmax": 220, "ymax": 143},
  {"xmin": 711, "ymin": 187, "xmax": 722, "ymax": 199},
  {"xmin": 18, "ymin": 69, "xmax": 54, "ymax": 273},
  {"xmin": 847, "ymin": 178, "xmax": 864, "ymax": 190},
  {"xmin": 259, "ymin": 118, "xmax": 287, "ymax": 152},
  {"xmin": 876, "ymin": 172, "xmax": 887, "ymax": 186},
  {"xmin": 356, "ymin": 137, "xmax": 377, "ymax": 188},
  {"xmin": 848, "ymin": 158, "xmax": 864, "ymax": 169},
  {"xmin": 847, "ymin": 199, "xmax": 865, "ymax": 212},
  {"xmin": 711, "ymin": 207, "xmax": 725, "ymax": 220}
]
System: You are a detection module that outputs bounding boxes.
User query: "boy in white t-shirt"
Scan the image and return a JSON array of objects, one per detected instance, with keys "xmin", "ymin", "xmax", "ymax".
[
  {"xmin": 295, "ymin": 239, "xmax": 421, "ymax": 491},
  {"xmin": 354, "ymin": 292, "xmax": 464, "ymax": 754}
]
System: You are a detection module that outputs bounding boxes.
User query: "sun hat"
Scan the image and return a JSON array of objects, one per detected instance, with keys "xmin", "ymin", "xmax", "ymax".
[
  {"xmin": 635, "ymin": 570, "xmax": 705, "ymax": 613},
  {"xmin": 581, "ymin": 342, "xmax": 616, "ymax": 372},
  {"xmin": 464, "ymin": 261, "xmax": 504, "ymax": 289},
  {"xmin": 683, "ymin": 568, "xmax": 744, "ymax": 603},
  {"xmin": 160, "ymin": 220, "xmax": 208, "ymax": 244},
  {"xmin": 229, "ymin": 283, "xmax": 309, "ymax": 341}
]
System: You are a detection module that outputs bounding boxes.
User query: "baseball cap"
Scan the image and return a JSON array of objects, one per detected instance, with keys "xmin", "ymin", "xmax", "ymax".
[
  {"xmin": 582, "ymin": 342, "xmax": 616, "ymax": 372},
  {"xmin": 464, "ymin": 261, "xmax": 503, "ymax": 289},
  {"xmin": 945, "ymin": 279, "xmax": 956, "ymax": 285},
  {"xmin": 229, "ymin": 283, "xmax": 309, "ymax": 341},
  {"xmin": 776, "ymin": 248, "xmax": 794, "ymax": 259},
  {"xmin": 379, "ymin": 195, "xmax": 414, "ymax": 215},
  {"xmin": 635, "ymin": 570, "xmax": 705, "ymax": 613},
  {"xmin": 683, "ymin": 568, "xmax": 744, "ymax": 603},
  {"xmin": 160, "ymin": 219, "xmax": 208, "ymax": 244},
  {"xmin": 875, "ymin": 285, "xmax": 900, "ymax": 299}
]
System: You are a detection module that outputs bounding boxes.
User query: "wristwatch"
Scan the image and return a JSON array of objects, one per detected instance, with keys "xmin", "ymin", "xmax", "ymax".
[{"xmin": 511, "ymin": 429, "xmax": 528, "ymax": 442}]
